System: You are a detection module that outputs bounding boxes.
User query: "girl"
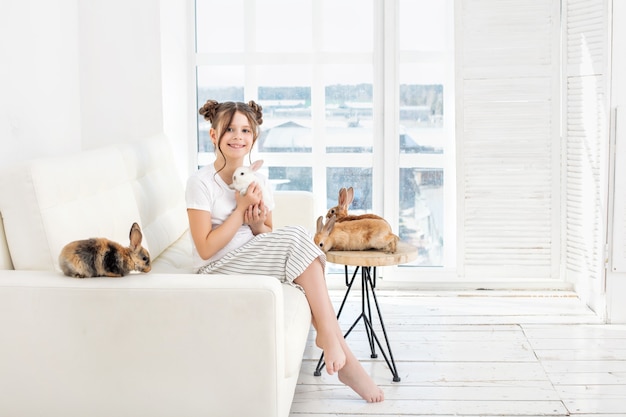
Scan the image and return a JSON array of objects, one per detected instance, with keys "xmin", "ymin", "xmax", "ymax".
[{"xmin": 186, "ymin": 99, "xmax": 384, "ymax": 403}]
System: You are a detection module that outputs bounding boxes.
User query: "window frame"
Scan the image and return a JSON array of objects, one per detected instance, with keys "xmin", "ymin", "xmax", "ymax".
[{"xmin": 193, "ymin": 0, "xmax": 457, "ymax": 280}]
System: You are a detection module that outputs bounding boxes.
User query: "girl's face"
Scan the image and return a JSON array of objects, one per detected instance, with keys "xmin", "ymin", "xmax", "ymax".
[{"xmin": 212, "ymin": 111, "xmax": 255, "ymax": 162}]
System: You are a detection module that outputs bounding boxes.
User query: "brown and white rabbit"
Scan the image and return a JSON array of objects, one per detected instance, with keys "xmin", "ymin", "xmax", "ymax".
[
  {"xmin": 58, "ymin": 222, "xmax": 151, "ymax": 278},
  {"xmin": 314, "ymin": 215, "xmax": 399, "ymax": 253},
  {"xmin": 326, "ymin": 187, "xmax": 384, "ymax": 222},
  {"xmin": 230, "ymin": 159, "xmax": 271, "ymax": 204}
]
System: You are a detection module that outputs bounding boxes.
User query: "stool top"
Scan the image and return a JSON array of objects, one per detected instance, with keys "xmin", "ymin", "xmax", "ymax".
[{"xmin": 325, "ymin": 241, "xmax": 418, "ymax": 267}]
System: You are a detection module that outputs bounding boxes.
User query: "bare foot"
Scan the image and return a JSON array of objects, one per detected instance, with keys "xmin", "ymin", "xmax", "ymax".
[
  {"xmin": 316, "ymin": 333, "xmax": 346, "ymax": 375},
  {"xmin": 338, "ymin": 360, "xmax": 385, "ymax": 403}
]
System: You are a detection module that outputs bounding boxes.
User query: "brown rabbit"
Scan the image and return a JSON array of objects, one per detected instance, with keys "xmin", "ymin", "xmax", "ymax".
[
  {"xmin": 314, "ymin": 215, "xmax": 399, "ymax": 253},
  {"xmin": 59, "ymin": 222, "xmax": 151, "ymax": 278},
  {"xmin": 326, "ymin": 187, "xmax": 384, "ymax": 222}
]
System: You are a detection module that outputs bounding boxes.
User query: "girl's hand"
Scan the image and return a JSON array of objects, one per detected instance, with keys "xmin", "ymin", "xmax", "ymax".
[
  {"xmin": 235, "ymin": 182, "xmax": 262, "ymax": 211},
  {"xmin": 245, "ymin": 201, "xmax": 268, "ymax": 234}
]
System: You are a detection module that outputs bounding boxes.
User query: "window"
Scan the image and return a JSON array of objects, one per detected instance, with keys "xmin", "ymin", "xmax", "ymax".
[{"xmin": 194, "ymin": 0, "xmax": 455, "ymax": 275}]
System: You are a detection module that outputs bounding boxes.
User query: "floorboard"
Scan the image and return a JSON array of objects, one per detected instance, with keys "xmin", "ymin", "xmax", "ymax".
[{"xmin": 289, "ymin": 290, "xmax": 626, "ymax": 416}]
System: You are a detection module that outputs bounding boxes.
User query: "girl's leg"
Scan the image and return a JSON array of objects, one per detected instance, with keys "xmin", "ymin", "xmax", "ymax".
[
  {"xmin": 296, "ymin": 259, "xmax": 345, "ymax": 374},
  {"xmin": 295, "ymin": 258, "xmax": 384, "ymax": 403}
]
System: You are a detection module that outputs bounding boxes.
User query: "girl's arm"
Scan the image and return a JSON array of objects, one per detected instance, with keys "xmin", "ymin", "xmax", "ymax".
[{"xmin": 188, "ymin": 183, "xmax": 263, "ymax": 260}]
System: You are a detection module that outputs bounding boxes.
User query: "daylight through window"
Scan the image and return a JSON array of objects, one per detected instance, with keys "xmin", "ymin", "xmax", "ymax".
[{"xmin": 194, "ymin": 0, "xmax": 455, "ymax": 273}]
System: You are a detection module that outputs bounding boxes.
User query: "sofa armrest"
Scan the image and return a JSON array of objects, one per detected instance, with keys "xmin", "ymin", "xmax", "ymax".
[{"xmin": 0, "ymin": 271, "xmax": 298, "ymax": 417}]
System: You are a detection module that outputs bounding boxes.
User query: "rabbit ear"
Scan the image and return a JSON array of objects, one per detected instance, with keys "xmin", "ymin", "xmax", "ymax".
[
  {"xmin": 325, "ymin": 215, "xmax": 336, "ymax": 232},
  {"xmin": 129, "ymin": 223, "xmax": 143, "ymax": 251},
  {"xmin": 250, "ymin": 160, "xmax": 264, "ymax": 171},
  {"xmin": 338, "ymin": 188, "xmax": 347, "ymax": 205},
  {"xmin": 346, "ymin": 187, "xmax": 354, "ymax": 205},
  {"xmin": 316, "ymin": 216, "xmax": 324, "ymax": 233}
]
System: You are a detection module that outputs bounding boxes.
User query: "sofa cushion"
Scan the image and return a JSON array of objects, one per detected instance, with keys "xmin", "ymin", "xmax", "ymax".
[
  {"xmin": 0, "ymin": 135, "xmax": 190, "ymax": 272},
  {"xmin": 0, "ymin": 146, "xmax": 142, "ymax": 271},
  {"xmin": 150, "ymin": 231, "xmax": 195, "ymax": 274},
  {"xmin": 118, "ymin": 135, "xmax": 188, "ymax": 261}
]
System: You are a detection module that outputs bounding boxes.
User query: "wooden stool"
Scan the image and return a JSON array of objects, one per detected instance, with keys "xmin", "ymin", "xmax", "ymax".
[{"xmin": 314, "ymin": 242, "xmax": 418, "ymax": 382}]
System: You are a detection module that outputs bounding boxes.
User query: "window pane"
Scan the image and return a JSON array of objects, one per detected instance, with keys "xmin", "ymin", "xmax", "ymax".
[
  {"xmin": 399, "ymin": 0, "xmax": 447, "ymax": 51},
  {"xmin": 400, "ymin": 168, "xmax": 443, "ymax": 266},
  {"xmin": 257, "ymin": 65, "xmax": 312, "ymax": 153},
  {"xmin": 325, "ymin": 65, "xmax": 373, "ymax": 153},
  {"xmin": 322, "ymin": 0, "xmax": 373, "ymax": 52},
  {"xmin": 196, "ymin": 66, "xmax": 245, "ymax": 102},
  {"xmin": 196, "ymin": 0, "xmax": 244, "ymax": 53},
  {"xmin": 269, "ymin": 167, "xmax": 312, "ymax": 192},
  {"xmin": 327, "ymin": 168, "xmax": 373, "ymax": 211},
  {"xmin": 399, "ymin": 83, "xmax": 444, "ymax": 154},
  {"xmin": 398, "ymin": 0, "xmax": 451, "ymax": 271},
  {"xmin": 256, "ymin": 0, "xmax": 312, "ymax": 52}
]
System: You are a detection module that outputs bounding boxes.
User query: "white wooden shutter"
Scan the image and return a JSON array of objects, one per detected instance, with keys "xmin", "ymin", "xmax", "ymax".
[
  {"xmin": 611, "ymin": 107, "xmax": 626, "ymax": 271},
  {"xmin": 563, "ymin": 0, "xmax": 610, "ymax": 306},
  {"xmin": 456, "ymin": 0, "xmax": 561, "ymax": 280}
]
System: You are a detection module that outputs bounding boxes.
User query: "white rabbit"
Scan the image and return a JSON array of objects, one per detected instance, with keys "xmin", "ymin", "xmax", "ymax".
[{"xmin": 230, "ymin": 159, "xmax": 271, "ymax": 204}]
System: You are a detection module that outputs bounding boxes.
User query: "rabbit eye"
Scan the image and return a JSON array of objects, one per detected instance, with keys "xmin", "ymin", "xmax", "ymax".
[{"xmin": 240, "ymin": 172, "xmax": 245, "ymax": 176}]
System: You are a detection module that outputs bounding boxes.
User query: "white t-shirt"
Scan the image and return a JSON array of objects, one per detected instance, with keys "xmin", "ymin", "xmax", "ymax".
[{"xmin": 185, "ymin": 163, "xmax": 275, "ymax": 268}]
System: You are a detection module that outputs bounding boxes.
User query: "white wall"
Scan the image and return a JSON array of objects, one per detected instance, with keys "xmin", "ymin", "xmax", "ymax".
[
  {"xmin": 0, "ymin": 0, "xmax": 192, "ymax": 180},
  {"xmin": 77, "ymin": 1, "xmax": 164, "ymax": 149},
  {"xmin": 0, "ymin": 0, "xmax": 82, "ymax": 166}
]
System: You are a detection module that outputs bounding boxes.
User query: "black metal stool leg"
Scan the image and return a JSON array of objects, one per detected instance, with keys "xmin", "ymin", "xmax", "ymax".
[
  {"xmin": 363, "ymin": 267, "xmax": 401, "ymax": 382},
  {"xmin": 314, "ymin": 264, "xmax": 401, "ymax": 382},
  {"xmin": 362, "ymin": 267, "xmax": 377, "ymax": 358}
]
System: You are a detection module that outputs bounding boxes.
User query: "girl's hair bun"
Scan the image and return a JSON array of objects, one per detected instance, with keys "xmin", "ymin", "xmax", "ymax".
[
  {"xmin": 247, "ymin": 100, "xmax": 263, "ymax": 126},
  {"xmin": 199, "ymin": 99, "xmax": 220, "ymax": 122},
  {"xmin": 199, "ymin": 99, "xmax": 264, "ymax": 126}
]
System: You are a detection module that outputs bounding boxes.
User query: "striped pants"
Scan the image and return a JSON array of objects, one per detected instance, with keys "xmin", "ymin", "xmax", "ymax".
[{"xmin": 197, "ymin": 225, "xmax": 326, "ymax": 290}]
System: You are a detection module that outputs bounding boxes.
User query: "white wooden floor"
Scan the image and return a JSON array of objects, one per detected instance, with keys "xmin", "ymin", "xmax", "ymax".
[{"xmin": 290, "ymin": 286, "xmax": 626, "ymax": 416}]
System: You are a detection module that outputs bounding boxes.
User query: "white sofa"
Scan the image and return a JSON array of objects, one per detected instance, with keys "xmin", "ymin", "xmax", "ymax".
[{"xmin": 0, "ymin": 135, "xmax": 317, "ymax": 417}]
